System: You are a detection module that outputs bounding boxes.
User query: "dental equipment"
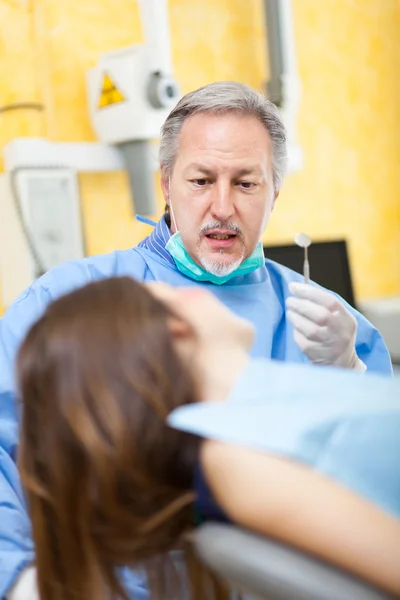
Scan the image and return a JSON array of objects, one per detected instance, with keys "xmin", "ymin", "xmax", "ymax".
[{"xmin": 294, "ymin": 232, "xmax": 311, "ymax": 284}]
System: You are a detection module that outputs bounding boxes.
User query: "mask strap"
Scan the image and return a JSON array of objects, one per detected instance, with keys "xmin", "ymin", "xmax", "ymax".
[{"xmin": 168, "ymin": 175, "xmax": 179, "ymax": 233}]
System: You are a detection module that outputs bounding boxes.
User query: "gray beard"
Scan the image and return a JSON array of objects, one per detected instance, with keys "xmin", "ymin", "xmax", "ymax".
[{"xmin": 199, "ymin": 253, "xmax": 245, "ymax": 277}]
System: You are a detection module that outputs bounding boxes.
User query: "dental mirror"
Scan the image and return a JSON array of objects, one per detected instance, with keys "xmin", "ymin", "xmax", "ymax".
[{"xmin": 294, "ymin": 232, "xmax": 312, "ymax": 284}]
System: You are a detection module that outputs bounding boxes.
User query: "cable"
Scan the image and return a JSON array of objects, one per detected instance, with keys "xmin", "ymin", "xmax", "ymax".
[{"xmin": 0, "ymin": 102, "xmax": 44, "ymax": 115}]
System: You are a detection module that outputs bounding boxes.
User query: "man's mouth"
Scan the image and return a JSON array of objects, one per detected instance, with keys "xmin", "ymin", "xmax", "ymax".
[
  {"xmin": 203, "ymin": 230, "xmax": 238, "ymax": 250},
  {"xmin": 206, "ymin": 233, "xmax": 236, "ymax": 240},
  {"xmin": 204, "ymin": 228, "xmax": 238, "ymax": 239}
]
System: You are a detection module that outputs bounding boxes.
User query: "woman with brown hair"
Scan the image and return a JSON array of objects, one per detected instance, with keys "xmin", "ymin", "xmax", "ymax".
[{"xmin": 14, "ymin": 277, "xmax": 400, "ymax": 600}]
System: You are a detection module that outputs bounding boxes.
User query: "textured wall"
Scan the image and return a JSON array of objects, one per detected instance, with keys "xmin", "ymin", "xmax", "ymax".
[
  {"xmin": 1, "ymin": 0, "xmax": 399, "ymax": 314},
  {"xmin": 274, "ymin": 0, "xmax": 400, "ymax": 300}
]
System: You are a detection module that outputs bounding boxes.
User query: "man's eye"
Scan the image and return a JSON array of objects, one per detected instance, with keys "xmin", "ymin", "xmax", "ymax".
[
  {"xmin": 192, "ymin": 179, "xmax": 208, "ymax": 186},
  {"xmin": 238, "ymin": 181, "xmax": 256, "ymax": 189}
]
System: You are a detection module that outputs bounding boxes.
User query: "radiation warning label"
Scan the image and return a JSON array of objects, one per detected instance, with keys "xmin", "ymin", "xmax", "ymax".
[{"xmin": 98, "ymin": 72, "xmax": 126, "ymax": 109}]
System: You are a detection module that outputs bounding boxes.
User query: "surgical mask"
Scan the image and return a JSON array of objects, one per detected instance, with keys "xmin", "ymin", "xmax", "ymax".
[{"xmin": 166, "ymin": 232, "xmax": 264, "ymax": 285}]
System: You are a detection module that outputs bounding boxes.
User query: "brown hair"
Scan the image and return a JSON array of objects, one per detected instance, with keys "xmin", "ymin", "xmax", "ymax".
[{"xmin": 17, "ymin": 277, "xmax": 229, "ymax": 600}]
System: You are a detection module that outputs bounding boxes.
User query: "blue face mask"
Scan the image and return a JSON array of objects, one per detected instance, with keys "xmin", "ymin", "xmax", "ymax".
[{"xmin": 166, "ymin": 232, "xmax": 265, "ymax": 285}]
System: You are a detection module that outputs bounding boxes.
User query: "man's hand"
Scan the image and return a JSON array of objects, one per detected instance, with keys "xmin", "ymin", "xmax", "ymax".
[
  {"xmin": 6, "ymin": 567, "xmax": 38, "ymax": 600},
  {"xmin": 286, "ymin": 283, "xmax": 366, "ymax": 371}
]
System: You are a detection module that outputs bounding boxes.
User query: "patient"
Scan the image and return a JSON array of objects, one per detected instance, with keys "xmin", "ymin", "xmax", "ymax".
[{"xmin": 17, "ymin": 277, "xmax": 400, "ymax": 600}]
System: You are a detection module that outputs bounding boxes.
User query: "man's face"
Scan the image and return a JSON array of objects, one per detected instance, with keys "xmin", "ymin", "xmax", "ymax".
[{"xmin": 162, "ymin": 112, "xmax": 278, "ymax": 276}]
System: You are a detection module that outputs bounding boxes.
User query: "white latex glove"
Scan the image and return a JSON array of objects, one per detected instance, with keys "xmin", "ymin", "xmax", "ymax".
[
  {"xmin": 286, "ymin": 282, "xmax": 366, "ymax": 371},
  {"xmin": 6, "ymin": 567, "xmax": 39, "ymax": 600}
]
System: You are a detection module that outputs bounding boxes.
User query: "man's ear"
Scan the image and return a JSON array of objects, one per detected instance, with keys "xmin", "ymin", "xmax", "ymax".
[
  {"xmin": 272, "ymin": 190, "xmax": 280, "ymax": 209},
  {"xmin": 161, "ymin": 171, "xmax": 170, "ymax": 207}
]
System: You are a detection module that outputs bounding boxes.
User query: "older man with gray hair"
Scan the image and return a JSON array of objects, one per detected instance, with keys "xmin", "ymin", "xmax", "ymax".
[{"xmin": 0, "ymin": 81, "xmax": 392, "ymax": 600}]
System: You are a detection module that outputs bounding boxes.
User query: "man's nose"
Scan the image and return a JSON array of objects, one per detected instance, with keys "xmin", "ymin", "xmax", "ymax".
[{"xmin": 209, "ymin": 182, "xmax": 235, "ymax": 222}]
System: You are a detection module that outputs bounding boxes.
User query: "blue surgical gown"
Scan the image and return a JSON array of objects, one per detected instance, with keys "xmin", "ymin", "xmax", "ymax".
[
  {"xmin": 169, "ymin": 359, "xmax": 400, "ymax": 521},
  {"xmin": 0, "ymin": 219, "xmax": 392, "ymax": 597}
]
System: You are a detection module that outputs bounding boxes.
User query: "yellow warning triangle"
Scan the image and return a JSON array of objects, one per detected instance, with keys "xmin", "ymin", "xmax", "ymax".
[{"xmin": 98, "ymin": 72, "xmax": 125, "ymax": 109}]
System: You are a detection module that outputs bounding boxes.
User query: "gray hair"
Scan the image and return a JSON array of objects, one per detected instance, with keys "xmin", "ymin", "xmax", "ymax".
[{"xmin": 159, "ymin": 81, "xmax": 288, "ymax": 193}]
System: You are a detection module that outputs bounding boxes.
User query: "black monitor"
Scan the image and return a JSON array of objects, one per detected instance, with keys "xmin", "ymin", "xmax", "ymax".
[{"xmin": 263, "ymin": 240, "xmax": 356, "ymax": 308}]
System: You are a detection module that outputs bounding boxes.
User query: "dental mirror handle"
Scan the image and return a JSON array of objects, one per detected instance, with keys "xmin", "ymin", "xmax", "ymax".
[{"xmin": 304, "ymin": 247, "xmax": 310, "ymax": 284}]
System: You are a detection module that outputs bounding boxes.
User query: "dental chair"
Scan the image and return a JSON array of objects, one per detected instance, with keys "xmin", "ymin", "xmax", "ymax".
[{"xmin": 193, "ymin": 523, "xmax": 394, "ymax": 600}]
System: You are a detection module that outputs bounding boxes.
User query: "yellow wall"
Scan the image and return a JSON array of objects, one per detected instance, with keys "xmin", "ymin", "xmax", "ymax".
[
  {"xmin": 276, "ymin": 0, "xmax": 400, "ymax": 301},
  {"xmin": 1, "ymin": 0, "xmax": 399, "ymax": 314}
]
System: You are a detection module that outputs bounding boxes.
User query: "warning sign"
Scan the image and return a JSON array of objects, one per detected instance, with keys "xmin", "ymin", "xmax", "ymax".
[{"xmin": 98, "ymin": 72, "xmax": 125, "ymax": 109}]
